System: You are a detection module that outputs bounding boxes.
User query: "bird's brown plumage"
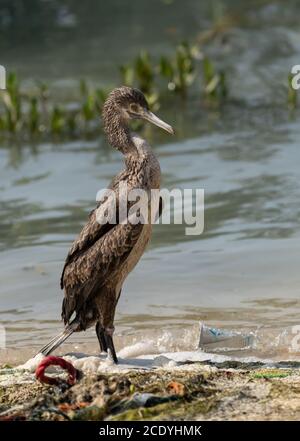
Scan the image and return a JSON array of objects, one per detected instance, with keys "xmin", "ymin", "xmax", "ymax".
[
  {"xmin": 60, "ymin": 89, "xmax": 161, "ymax": 333},
  {"xmin": 60, "ymin": 179, "xmax": 145, "ymax": 329},
  {"xmin": 38, "ymin": 86, "xmax": 172, "ymax": 362}
]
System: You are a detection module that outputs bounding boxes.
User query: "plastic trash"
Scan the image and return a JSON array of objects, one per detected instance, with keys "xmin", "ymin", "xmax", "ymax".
[
  {"xmin": 111, "ymin": 393, "xmax": 177, "ymax": 414},
  {"xmin": 198, "ymin": 322, "xmax": 254, "ymax": 351},
  {"xmin": 35, "ymin": 355, "xmax": 80, "ymax": 386}
]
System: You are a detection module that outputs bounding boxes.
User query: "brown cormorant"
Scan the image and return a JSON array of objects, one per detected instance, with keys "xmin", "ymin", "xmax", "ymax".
[{"xmin": 38, "ymin": 86, "xmax": 174, "ymax": 363}]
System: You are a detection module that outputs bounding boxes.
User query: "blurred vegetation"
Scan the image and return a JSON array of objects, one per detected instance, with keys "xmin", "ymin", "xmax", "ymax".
[
  {"xmin": 0, "ymin": 40, "xmax": 230, "ymax": 141},
  {"xmin": 0, "ymin": 0, "xmax": 241, "ymax": 141},
  {"xmin": 0, "ymin": 13, "xmax": 296, "ymax": 141}
]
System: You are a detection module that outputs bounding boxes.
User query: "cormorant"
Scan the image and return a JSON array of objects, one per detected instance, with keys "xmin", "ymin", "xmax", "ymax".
[{"xmin": 38, "ymin": 86, "xmax": 174, "ymax": 363}]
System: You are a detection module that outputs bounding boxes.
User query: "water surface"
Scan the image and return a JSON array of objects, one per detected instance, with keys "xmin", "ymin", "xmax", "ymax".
[
  {"xmin": 0, "ymin": 0, "xmax": 300, "ymax": 363},
  {"xmin": 1, "ymin": 104, "xmax": 300, "ymax": 363}
]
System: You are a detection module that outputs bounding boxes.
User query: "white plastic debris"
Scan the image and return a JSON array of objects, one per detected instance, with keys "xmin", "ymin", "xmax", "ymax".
[{"xmin": 198, "ymin": 322, "xmax": 254, "ymax": 351}]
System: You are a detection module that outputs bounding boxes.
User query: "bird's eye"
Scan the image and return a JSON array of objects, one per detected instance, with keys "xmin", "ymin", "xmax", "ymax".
[{"xmin": 129, "ymin": 103, "xmax": 139, "ymax": 113}]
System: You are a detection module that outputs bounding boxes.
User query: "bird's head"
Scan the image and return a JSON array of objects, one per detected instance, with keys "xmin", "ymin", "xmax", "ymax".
[{"xmin": 102, "ymin": 86, "xmax": 174, "ymax": 137}]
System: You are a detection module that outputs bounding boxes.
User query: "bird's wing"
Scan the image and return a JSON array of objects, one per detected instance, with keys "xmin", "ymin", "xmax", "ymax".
[
  {"xmin": 60, "ymin": 171, "xmax": 146, "ymax": 324},
  {"xmin": 61, "ymin": 221, "xmax": 143, "ymax": 324},
  {"xmin": 60, "ymin": 170, "xmax": 129, "ymax": 289},
  {"xmin": 60, "ymin": 194, "xmax": 115, "ymax": 289}
]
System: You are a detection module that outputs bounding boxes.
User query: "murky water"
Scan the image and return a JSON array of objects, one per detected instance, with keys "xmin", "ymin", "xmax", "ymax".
[
  {"xmin": 0, "ymin": 0, "xmax": 300, "ymax": 364},
  {"xmin": 1, "ymin": 104, "xmax": 300, "ymax": 363}
]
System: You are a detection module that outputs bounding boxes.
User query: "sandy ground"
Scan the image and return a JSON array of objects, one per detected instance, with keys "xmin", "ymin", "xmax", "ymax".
[{"xmin": 1, "ymin": 357, "xmax": 300, "ymax": 421}]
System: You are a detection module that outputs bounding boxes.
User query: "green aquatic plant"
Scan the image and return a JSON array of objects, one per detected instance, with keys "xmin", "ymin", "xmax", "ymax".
[
  {"xmin": 78, "ymin": 81, "xmax": 109, "ymax": 131},
  {"xmin": 66, "ymin": 110, "xmax": 78, "ymax": 137},
  {"xmin": 79, "ymin": 79, "xmax": 96, "ymax": 124},
  {"xmin": 50, "ymin": 105, "xmax": 65, "ymax": 135},
  {"xmin": 37, "ymin": 81, "xmax": 49, "ymax": 126},
  {"xmin": 121, "ymin": 51, "xmax": 155, "ymax": 95},
  {"xmin": 28, "ymin": 96, "xmax": 39, "ymax": 134},
  {"xmin": 95, "ymin": 88, "xmax": 108, "ymax": 113},
  {"xmin": 82, "ymin": 93, "xmax": 95, "ymax": 123},
  {"xmin": 159, "ymin": 56, "xmax": 174, "ymax": 85},
  {"xmin": 174, "ymin": 42, "xmax": 195, "ymax": 96},
  {"xmin": 202, "ymin": 56, "xmax": 227, "ymax": 102},
  {"xmin": 134, "ymin": 51, "xmax": 155, "ymax": 95},
  {"xmin": 0, "ymin": 73, "xmax": 110, "ymax": 139},
  {"xmin": 0, "ymin": 115, "xmax": 5, "ymax": 131},
  {"xmin": 2, "ymin": 72, "xmax": 22, "ymax": 133},
  {"xmin": 120, "ymin": 51, "xmax": 159, "ymax": 110},
  {"xmin": 120, "ymin": 64, "xmax": 135, "ymax": 88},
  {"xmin": 288, "ymin": 73, "xmax": 297, "ymax": 109},
  {"xmin": 159, "ymin": 42, "xmax": 195, "ymax": 97}
]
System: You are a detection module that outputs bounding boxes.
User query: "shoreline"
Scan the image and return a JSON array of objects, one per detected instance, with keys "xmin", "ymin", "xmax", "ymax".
[{"xmin": 1, "ymin": 358, "xmax": 300, "ymax": 421}]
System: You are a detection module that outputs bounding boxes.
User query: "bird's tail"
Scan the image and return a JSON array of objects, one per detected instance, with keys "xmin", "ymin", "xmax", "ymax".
[{"xmin": 36, "ymin": 320, "xmax": 79, "ymax": 357}]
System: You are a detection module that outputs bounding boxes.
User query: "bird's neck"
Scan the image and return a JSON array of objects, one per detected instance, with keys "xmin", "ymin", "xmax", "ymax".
[
  {"xmin": 124, "ymin": 133, "xmax": 158, "ymax": 173},
  {"xmin": 103, "ymin": 110, "xmax": 136, "ymax": 155},
  {"xmin": 103, "ymin": 109, "xmax": 156, "ymax": 172}
]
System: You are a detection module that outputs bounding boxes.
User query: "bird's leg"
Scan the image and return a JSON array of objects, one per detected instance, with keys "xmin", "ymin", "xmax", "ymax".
[
  {"xmin": 97, "ymin": 291, "xmax": 119, "ymax": 363},
  {"xmin": 96, "ymin": 322, "xmax": 108, "ymax": 354},
  {"xmin": 104, "ymin": 326, "xmax": 118, "ymax": 364}
]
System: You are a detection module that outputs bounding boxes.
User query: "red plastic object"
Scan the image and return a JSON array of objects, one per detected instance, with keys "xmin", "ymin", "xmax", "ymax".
[{"xmin": 35, "ymin": 355, "xmax": 78, "ymax": 386}]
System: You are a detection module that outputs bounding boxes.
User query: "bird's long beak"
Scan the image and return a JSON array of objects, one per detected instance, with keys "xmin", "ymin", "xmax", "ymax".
[{"xmin": 142, "ymin": 109, "xmax": 174, "ymax": 135}]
